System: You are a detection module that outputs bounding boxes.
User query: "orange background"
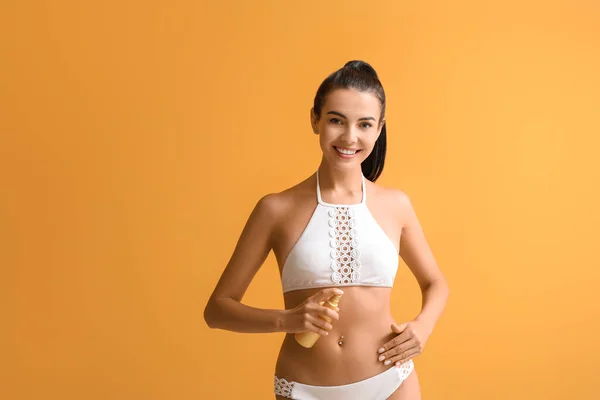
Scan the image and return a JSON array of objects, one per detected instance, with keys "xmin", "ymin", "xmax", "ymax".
[{"xmin": 1, "ymin": 1, "xmax": 599, "ymax": 399}]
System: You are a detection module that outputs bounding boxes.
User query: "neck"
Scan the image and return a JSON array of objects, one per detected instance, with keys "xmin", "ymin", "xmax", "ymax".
[{"xmin": 317, "ymin": 164, "xmax": 363, "ymax": 196}]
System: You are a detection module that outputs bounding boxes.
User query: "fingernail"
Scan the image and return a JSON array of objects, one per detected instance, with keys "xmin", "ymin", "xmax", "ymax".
[
  {"xmin": 378, "ymin": 355, "xmax": 385, "ymax": 361},
  {"xmin": 384, "ymin": 360, "xmax": 391, "ymax": 365},
  {"xmin": 378, "ymin": 348, "xmax": 385, "ymax": 353}
]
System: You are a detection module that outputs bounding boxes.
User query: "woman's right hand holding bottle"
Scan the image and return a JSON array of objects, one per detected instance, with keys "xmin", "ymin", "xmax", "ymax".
[{"xmin": 281, "ymin": 288, "xmax": 343, "ymax": 336}]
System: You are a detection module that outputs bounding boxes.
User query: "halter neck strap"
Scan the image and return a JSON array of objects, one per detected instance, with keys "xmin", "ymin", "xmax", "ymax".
[{"xmin": 316, "ymin": 170, "xmax": 366, "ymax": 207}]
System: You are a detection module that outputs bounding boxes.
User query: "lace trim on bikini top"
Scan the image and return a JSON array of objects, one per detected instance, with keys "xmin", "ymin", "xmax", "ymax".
[{"xmin": 280, "ymin": 170, "xmax": 399, "ymax": 293}]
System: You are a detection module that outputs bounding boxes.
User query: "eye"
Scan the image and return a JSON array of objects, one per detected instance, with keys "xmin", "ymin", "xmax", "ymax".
[
  {"xmin": 329, "ymin": 118, "xmax": 343, "ymax": 124},
  {"xmin": 361, "ymin": 123, "xmax": 372, "ymax": 129}
]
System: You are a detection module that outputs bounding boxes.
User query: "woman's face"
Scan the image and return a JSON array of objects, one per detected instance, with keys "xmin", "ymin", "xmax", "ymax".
[{"xmin": 311, "ymin": 88, "xmax": 384, "ymax": 169}]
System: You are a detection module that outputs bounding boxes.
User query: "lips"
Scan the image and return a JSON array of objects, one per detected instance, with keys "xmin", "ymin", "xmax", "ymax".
[{"xmin": 334, "ymin": 146, "xmax": 361, "ymax": 156}]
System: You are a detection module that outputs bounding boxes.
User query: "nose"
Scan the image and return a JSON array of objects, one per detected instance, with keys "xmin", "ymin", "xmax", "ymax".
[{"xmin": 340, "ymin": 126, "xmax": 359, "ymax": 145}]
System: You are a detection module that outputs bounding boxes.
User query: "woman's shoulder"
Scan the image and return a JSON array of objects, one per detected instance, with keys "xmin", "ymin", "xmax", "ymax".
[
  {"xmin": 367, "ymin": 179, "xmax": 411, "ymax": 203},
  {"xmin": 367, "ymin": 182, "xmax": 414, "ymax": 221},
  {"xmin": 253, "ymin": 174, "xmax": 316, "ymax": 217}
]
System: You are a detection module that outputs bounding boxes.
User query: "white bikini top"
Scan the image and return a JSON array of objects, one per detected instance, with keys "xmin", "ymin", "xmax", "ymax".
[{"xmin": 280, "ymin": 170, "xmax": 400, "ymax": 293}]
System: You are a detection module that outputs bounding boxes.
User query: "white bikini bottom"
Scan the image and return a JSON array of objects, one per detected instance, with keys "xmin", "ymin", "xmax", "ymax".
[{"xmin": 274, "ymin": 359, "xmax": 414, "ymax": 400}]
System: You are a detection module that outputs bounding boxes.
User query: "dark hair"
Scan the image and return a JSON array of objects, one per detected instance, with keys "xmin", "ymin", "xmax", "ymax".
[{"xmin": 313, "ymin": 60, "xmax": 387, "ymax": 182}]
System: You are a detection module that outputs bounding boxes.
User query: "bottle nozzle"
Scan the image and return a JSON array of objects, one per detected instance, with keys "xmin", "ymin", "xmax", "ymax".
[{"xmin": 327, "ymin": 293, "xmax": 343, "ymax": 307}]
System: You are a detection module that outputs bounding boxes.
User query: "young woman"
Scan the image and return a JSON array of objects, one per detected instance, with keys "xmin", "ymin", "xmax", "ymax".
[{"xmin": 204, "ymin": 60, "xmax": 449, "ymax": 400}]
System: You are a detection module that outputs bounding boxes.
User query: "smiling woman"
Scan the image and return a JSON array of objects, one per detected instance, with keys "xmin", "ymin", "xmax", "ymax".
[{"xmin": 204, "ymin": 60, "xmax": 449, "ymax": 400}]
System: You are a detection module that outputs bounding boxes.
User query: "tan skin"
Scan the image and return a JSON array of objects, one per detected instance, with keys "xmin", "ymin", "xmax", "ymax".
[{"xmin": 205, "ymin": 88, "xmax": 449, "ymax": 399}]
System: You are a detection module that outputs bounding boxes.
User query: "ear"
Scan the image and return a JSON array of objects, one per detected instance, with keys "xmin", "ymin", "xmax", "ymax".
[
  {"xmin": 310, "ymin": 108, "xmax": 319, "ymax": 134},
  {"xmin": 378, "ymin": 118, "xmax": 386, "ymax": 134},
  {"xmin": 375, "ymin": 118, "xmax": 386, "ymax": 140}
]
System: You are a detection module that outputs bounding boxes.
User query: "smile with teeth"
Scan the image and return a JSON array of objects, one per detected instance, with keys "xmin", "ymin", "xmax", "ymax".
[{"xmin": 334, "ymin": 146, "xmax": 361, "ymax": 155}]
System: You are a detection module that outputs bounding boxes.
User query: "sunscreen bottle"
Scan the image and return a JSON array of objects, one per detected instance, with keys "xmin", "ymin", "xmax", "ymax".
[{"xmin": 294, "ymin": 293, "xmax": 342, "ymax": 348}]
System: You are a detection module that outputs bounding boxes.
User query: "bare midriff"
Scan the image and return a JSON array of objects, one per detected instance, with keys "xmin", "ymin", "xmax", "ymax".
[{"xmin": 274, "ymin": 285, "xmax": 400, "ymax": 386}]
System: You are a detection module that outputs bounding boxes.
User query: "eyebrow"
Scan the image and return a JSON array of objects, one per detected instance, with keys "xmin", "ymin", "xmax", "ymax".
[{"xmin": 326, "ymin": 111, "xmax": 376, "ymax": 122}]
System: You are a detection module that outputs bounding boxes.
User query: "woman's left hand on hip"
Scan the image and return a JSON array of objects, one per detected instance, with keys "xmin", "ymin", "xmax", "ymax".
[{"xmin": 376, "ymin": 320, "xmax": 431, "ymax": 366}]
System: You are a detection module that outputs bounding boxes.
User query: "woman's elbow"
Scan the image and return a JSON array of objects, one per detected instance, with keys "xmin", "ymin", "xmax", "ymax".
[{"xmin": 203, "ymin": 299, "xmax": 218, "ymax": 329}]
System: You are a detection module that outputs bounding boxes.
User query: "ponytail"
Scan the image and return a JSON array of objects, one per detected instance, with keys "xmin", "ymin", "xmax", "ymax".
[{"xmin": 361, "ymin": 122, "xmax": 386, "ymax": 182}]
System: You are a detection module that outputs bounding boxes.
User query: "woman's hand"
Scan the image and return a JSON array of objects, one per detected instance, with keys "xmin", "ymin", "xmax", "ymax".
[
  {"xmin": 281, "ymin": 288, "xmax": 343, "ymax": 336},
  {"xmin": 377, "ymin": 320, "xmax": 431, "ymax": 366}
]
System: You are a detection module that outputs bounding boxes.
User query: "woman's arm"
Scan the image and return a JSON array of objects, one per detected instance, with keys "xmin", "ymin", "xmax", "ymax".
[
  {"xmin": 204, "ymin": 193, "xmax": 286, "ymax": 333},
  {"xmin": 205, "ymin": 298, "xmax": 286, "ymax": 333},
  {"xmin": 398, "ymin": 191, "xmax": 449, "ymax": 335}
]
